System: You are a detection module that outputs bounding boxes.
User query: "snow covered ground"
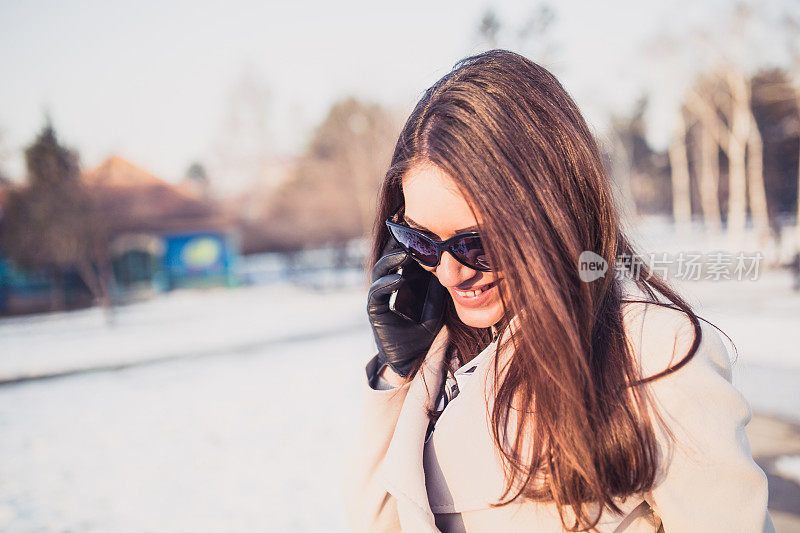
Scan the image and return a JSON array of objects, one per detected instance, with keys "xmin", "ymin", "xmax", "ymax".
[
  {"xmin": 0, "ymin": 244, "xmax": 797, "ymax": 531},
  {"xmin": 0, "ymin": 282, "xmax": 372, "ymax": 532},
  {"xmin": 0, "ymin": 281, "xmax": 367, "ymax": 383},
  {"xmin": 667, "ymin": 271, "xmax": 800, "ymax": 422}
]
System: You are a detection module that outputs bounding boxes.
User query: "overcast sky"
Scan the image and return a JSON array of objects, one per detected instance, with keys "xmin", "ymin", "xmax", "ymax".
[{"xmin": 0, "ymin": 0, "xmax": 794, "ymax": 192}]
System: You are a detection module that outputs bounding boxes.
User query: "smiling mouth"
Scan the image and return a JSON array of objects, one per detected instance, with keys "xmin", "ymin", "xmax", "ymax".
[{"xmin": 453, "ymin": 280, "xmax": 498, "ymax": 298}]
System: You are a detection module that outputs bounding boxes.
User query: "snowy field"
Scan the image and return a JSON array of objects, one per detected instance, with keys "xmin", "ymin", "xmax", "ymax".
[
  {"xmin": 0, "ymin": 282, "xmax": 372, "ymax": 532},
  {"xmin": 0, "ymin": 245, "xmax": 798, "ymax": 531}
]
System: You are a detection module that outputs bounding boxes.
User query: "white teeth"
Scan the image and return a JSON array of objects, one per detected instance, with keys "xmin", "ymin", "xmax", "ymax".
[{"xmin": 455, "ymin": 284, "xmax": 490, "ymax": 298}]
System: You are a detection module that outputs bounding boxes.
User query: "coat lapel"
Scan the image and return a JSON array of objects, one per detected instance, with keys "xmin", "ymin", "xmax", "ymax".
[
  {"xmin": 376, "ymin": 308, "xmax": 656, "ymax": 530},
  {"xmin": 378, "ymin": 325, "xmax": 450, "ymax": 531},
  {"xmin": 377, "ymin": 318, "xmax": 521, "ymax": 528},
  {"xmin": 423, "ymin": 327, "xmax": 518, "ymax": 513}
]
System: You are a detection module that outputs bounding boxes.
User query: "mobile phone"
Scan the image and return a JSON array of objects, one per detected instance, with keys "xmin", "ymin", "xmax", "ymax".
[{"xmin": 389, "ymin": 261, "xmax": 431, "ymax": 323}]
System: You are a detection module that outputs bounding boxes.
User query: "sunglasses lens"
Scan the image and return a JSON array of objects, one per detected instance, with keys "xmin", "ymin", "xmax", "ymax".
[
  {"xmin": 451, "ymin": 235, "xmax": 491, "ymax": 270},
  {"xmin": 388, "ymin": 225, "xmax": 439, "ymax": 267}
]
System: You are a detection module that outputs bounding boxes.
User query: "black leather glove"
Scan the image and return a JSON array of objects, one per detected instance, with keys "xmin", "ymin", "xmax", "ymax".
[{"xmin": 367, "ymin": 240, "xmax": 446, "ymax": 378}]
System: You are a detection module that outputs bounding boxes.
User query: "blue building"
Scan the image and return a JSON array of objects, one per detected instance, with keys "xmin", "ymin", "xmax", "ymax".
[
  {"xmin": 88, "ymin": 156, "xmax": 240, "ymax": 298},
  {"xmin": 0, "ymin": 157, "xmax": 241, "ymax": 315},
  {"xmin": 109, "ymin": 229, "xmax": 239, "ymax": 297},
  {"xmin": 161, "ymin": 231, "xmax": 238, "ymax": 290}
]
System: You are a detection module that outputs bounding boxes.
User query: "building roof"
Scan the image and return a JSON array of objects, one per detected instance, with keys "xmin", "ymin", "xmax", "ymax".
[
  {"xmin": 83, "ymin": 155, "xmax": 171, "ymax": 189},
  {"xmin": 83, "ymin": 156, "xmax": 234, "ymax": 235}
]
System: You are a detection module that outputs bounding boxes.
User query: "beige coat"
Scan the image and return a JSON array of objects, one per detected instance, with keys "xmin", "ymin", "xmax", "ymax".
[{"xmin": 342, "ymin": 297, "xmax": 775, "ymax": 532}]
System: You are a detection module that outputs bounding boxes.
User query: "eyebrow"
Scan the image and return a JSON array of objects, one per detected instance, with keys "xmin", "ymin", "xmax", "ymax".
[{"xmin": 403, "ymin": 214, "xmax": 479, "ymax": 236}]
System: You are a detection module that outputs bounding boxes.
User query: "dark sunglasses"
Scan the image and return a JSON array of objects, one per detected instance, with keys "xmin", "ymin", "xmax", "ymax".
[{"xmin": 385, "ymin": 216, "xmax": 492, "ymax": 272}]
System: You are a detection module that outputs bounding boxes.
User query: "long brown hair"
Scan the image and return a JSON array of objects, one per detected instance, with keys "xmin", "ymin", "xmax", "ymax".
[{"xmin": 369, "ymin": 50, "xmax": 720, "ymax": 531}]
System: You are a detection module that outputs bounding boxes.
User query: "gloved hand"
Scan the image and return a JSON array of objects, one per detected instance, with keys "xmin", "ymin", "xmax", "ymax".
[{"xmin": 367, "ymin": 239, "xmax": 446, "ymax": 378}]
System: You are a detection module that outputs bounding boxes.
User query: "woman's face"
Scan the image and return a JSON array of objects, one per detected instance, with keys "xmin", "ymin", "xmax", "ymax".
[{"xmin": 401, "ymin": 162, "xmax": 504, "ymax": 329}]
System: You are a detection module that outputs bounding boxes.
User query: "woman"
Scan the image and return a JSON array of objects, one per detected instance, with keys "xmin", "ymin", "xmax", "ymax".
[{"xmin": 342, "ymin": 50, "xmax": 773, "ymax": 532}]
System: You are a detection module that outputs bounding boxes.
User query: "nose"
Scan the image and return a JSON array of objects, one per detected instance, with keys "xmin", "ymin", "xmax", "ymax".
[{"xmin": 434, "ymin": 251, "xmax": 475, "ymax": 287}]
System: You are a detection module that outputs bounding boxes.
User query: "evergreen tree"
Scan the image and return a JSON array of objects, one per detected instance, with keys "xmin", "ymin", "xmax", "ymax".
[{"xmin": 0, "ymin": 120, "xmax": 111, "ymax": 311}]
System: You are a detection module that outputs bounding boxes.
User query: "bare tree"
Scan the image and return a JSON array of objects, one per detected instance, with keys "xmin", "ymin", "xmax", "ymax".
[
  {"xmin": 721, "ymin": 65, "xmax": 769, "ymax": 239},
  {"xmin": 645, "ymin": 1, "xmax": 800, "ymax": 244},
  {"xmin": 746, "ymin": 112, "xmax": 768, "ymax": 235},
  {"xmin": 683, "ymin": 82, "xmax": 722, "ymax": 236},
  {"xmin": 608, "ymin": 96, "xmax": 672, "ymax": 216},
  {"xmin": 477, "ymin": 8, "xmax": 501, "ymax": 49},
  {"xmin": 782, "ymin": 11, "xmax": 800, "ymax": 245},
  {"xmin": 682, "ymin": 68, "xmax": 770, "ymax": 241},
  {"xmin": 183, "ymin": 161, "xmax": 211, "ymax": 199},
  {"xmin": 668, "ymin": 112, "xmax": 692, "ymax": 235},
  {"xmin": 605, "ymin": 127, "xmax": 637, "ymax": 221},
  {"xmin": 706, "ymin": 3, "xmax": 776, "ymax": 242},
  {"xmin": 608, "ymin": 98, "xmax": 652, "ymax": 221},
  {"xmin": 208, "ymin": 68, "xmax": 274, "ymax": 196},
  {"xmin": 258, "ymin": 97, "xmax": 397, "ymax": 250},
  {"xmin": 695, "ymin": 116, "xmax": 723, "ymax": 234},
  {"xmin": 475, "ymin": 3, "xmax": 559, "ymax": 69},
  {"xmin": 316, "ymin": 99, "xmax": 397, "ymax": 234},
  {"xmin": 515, "ymin": 3, "xmax": 558, "ymax": 68}
]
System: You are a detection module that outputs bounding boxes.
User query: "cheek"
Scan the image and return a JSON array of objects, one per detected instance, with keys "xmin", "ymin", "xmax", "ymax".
[
  {"xmin": 486, "ymin": 294, "xmax": 506, "ymax": 323},
  {"xmin": 484, "ymin": 280, "xmax": 506, "ymax": 315},
  {"xmin": 488, "ymin": 288, "xmax": 504, "ymax": 308}
]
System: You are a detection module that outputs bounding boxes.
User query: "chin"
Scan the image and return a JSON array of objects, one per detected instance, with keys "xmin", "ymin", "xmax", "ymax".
[{"xmin": 453, "ymin": 300, "xmax": 504, "ymax": 329}]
